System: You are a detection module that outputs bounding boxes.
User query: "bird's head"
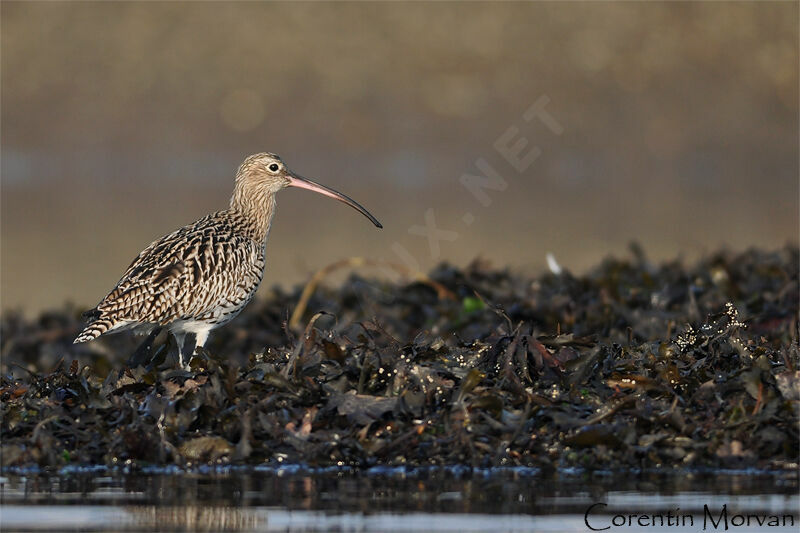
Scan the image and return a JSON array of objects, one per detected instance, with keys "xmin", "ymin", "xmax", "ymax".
[{"xmin": 233, "ymin": 152, "xmax": 382, "ymax": 228}]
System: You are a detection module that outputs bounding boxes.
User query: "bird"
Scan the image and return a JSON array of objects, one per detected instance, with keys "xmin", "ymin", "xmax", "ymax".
[{"xmin": 74, "ymin": 152, "xmax": 382, "ymax": 368}]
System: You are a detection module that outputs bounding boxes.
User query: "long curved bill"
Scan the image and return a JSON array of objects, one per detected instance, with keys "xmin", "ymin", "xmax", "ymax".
[{"xmin": 287, "ymin": 173, "xmax": 383, "ymax": 228}]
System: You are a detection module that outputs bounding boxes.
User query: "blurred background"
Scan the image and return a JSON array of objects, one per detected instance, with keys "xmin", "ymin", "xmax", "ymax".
[{"xmin": 2, "ymin": 1, "xmax": 797, "ymax": 315}]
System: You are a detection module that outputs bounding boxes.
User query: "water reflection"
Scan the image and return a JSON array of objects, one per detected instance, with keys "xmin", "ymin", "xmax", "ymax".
[
  {"xmin": 128, "ymin": 506, "xmax": 264, "ymax": 531},
  {"xmin": 1, "ymin": 469, "xmax": 797, "ymax": 532}
]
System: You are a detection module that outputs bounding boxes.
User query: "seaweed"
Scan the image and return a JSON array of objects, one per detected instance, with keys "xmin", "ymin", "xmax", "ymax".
[{"xmin": 1, "ymin": 246, "xmax": 798, "ymax": 470}]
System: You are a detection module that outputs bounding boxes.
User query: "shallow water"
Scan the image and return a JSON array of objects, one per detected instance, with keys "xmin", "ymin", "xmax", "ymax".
[{"xmin": 1, "ymin": 468, "xmax": 798, "ymax": 532}]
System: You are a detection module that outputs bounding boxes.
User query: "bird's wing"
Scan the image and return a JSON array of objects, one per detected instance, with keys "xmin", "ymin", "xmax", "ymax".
[
  {"xmin": 93, "ymin": 213, "xmax": 262, "ymax": 325},
  {"xmin": 176, "ymin": 222, "xmax": 264, "ymax": 321}
]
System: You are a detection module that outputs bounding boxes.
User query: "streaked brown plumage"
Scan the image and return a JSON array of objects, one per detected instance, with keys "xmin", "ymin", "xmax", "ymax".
[{"xmin": 74, "ymin": 153, "xmax": 381, "ymax": 367}]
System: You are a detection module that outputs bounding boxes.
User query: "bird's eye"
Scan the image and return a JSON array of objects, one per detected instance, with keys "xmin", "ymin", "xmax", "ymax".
[{"xmin": 269, "ymin": 163, "xmax": 280, "ymax": 172}]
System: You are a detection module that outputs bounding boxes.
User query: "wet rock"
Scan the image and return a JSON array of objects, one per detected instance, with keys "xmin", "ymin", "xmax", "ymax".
[{"xmin": 178, "ymin": 437, "xmax": 234, "ymax": 463}]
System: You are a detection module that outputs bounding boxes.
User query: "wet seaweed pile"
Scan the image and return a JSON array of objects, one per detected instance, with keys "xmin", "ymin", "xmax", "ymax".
[{"xmin": 2, "ymin": 247, "xmax": 798, "ymax": 471}]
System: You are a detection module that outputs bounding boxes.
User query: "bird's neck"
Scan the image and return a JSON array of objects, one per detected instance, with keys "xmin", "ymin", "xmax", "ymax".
[{"xmin": 229, "ymin": 187, "xmax": 277, "ymax": 243}]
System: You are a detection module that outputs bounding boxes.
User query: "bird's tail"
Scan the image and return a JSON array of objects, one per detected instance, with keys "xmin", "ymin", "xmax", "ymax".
[{"xmin": 73, "ymin": 316, "xmax": 115, "ymax": 344}]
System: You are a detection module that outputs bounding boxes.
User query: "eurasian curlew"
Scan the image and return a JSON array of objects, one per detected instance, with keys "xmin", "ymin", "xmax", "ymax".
[{"xmin": 74, "ymin": 153, "xmax": 382, "ymax": 368}]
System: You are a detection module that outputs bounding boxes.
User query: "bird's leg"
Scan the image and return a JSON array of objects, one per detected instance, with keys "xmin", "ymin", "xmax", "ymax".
[
  {"xmin": 194, "ymin": 329, "xmax": 210, "ymax": 356},
  {"xmin": 173, "ymin": 332, "xmax": 186, "ymax": 369},
  {"xmin": 180, "ymin": 335, "xmax": 197, "ymax": 370},
  {"xmin": 127, "ymin": 327, "xmax": 162, "ymax": 368}
]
